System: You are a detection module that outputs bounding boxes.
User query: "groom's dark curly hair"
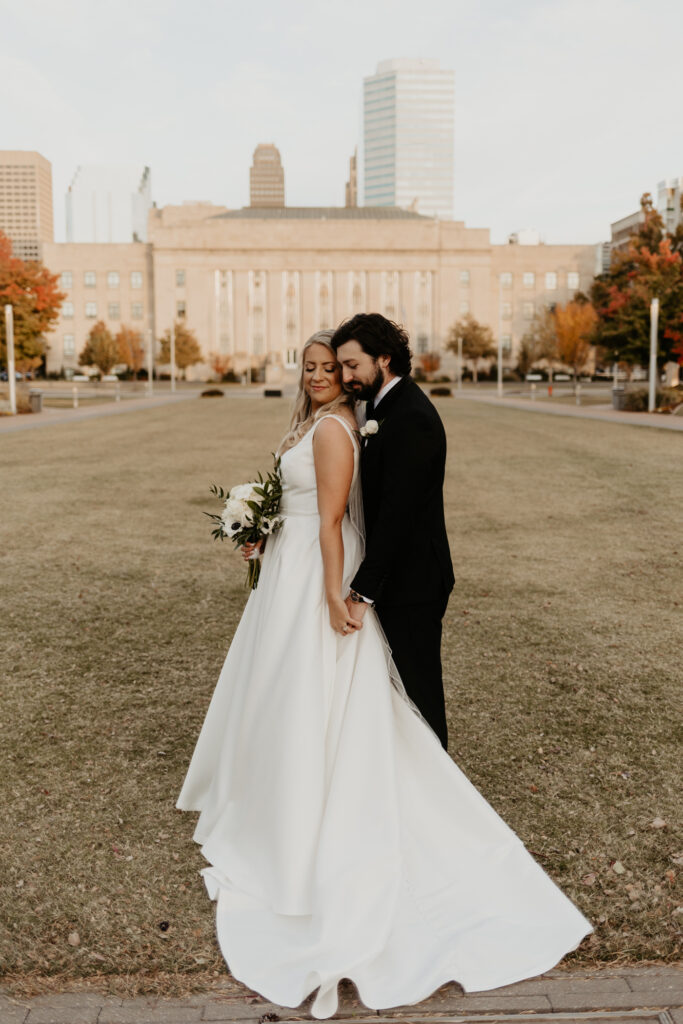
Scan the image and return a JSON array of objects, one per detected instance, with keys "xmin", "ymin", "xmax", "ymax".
[{"xmin": 331, "ymin": 313, "xmax": 412, "ymax": 375}]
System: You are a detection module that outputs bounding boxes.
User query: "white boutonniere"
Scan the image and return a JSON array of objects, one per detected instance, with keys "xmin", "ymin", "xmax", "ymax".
[{"xmin": 359, "ymin": 418, "xmax": 380, "ymax": 438}]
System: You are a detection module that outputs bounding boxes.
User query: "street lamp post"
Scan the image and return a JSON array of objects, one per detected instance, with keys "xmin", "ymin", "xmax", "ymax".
[
  {"xmin": 170, "ymin": 324, "xmax": 176, "ymax": 394},
  {"xmin": 497, "ymin": 276, "xmax": 503, "ymax": 398},
  {"xmin": 4, "ymin": 304, "xmax": 16, "ymax": 415},
  {"xmin": 457, "ymin": 335, "xmax": 463, "ymax": 392},
  {"xmin": 648, "ymin": 297, "xmax": 659, "ymax": 413},
  {"xmin": 146, "ymin": 329, "xmax": 154, "ymax": 396}
]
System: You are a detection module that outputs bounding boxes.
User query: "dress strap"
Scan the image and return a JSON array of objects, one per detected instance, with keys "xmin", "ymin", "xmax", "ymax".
[{"xmin": 311, "ymin": 413, "xmax": 360, "ymax": 452}]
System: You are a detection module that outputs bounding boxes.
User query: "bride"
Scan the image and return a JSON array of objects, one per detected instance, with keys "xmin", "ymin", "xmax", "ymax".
[{"xmin": 176, "ymin": 328, "xmax": 592, "ymax": 1019}]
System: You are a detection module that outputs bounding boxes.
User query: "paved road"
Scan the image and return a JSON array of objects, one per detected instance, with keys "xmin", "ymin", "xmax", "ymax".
[
  {"xmin": 454, "ymin": 390, "xmax": 683, "ymax": 431},
  {"xmin": 1, "ymin": 965, "xmax": 681, "ymax": 1023},
  {"xmin": 0, "ymin": 392, "xmax": 197, "ymax": 434},
  {"xmin": 2, "ymin": 387, "xmax": 682, "ymax": 436}
]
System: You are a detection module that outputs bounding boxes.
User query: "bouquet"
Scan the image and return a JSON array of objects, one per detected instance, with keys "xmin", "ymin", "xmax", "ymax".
[{"xmin": 205, "ymin": 456, "xmax": 283, "ymax": 589}]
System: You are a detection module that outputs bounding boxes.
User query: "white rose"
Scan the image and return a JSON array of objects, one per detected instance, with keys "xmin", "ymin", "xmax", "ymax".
[
  {"xmin": 230, "ymin": 482, "xmax": 259, "ymax": 501},
  {"xmin": 362, "ymin": 419, "xmax": 379, "ymax": 436}
]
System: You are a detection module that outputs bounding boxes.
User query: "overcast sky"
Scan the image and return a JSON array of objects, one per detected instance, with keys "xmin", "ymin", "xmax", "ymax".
[{"xmin": 2, "ymin": 0, "xmax": 681, "ymax": 244}]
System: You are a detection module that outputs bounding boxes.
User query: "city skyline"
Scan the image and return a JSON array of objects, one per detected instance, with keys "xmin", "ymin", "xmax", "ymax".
[{"xmin": 2, "ymin": 0, "xmax": 682, "ymax": 245}]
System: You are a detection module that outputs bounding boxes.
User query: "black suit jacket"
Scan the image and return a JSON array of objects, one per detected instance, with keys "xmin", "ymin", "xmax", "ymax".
[{"xmin": 352, "ymin": 376, "xmax": 455, "ymax": 607}]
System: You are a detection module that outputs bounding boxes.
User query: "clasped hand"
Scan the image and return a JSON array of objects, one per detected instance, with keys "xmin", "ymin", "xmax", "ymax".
[
  {"xmin": 242, "ymin": 539, "xmax": 265, "ymax": 561},
  {"xmin": 329, "ymin": 596, "xmax": 363, "ymax": 637}
]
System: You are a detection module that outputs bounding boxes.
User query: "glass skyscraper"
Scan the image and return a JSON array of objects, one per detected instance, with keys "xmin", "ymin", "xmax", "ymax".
[{"xmin": 362, "ymin": 58, "xmax": 455, "ymax": 220}]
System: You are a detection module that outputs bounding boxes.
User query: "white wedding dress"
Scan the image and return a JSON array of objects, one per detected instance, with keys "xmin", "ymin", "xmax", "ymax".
[{"xmin": 177, "ymin": 414, "xmax": 592, "ymax": 1018}]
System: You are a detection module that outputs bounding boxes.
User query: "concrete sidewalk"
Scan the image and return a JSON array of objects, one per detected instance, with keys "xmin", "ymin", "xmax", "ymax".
[
  {"xmin": 2, "ymin": 965, "xmax": 681, "ymax": 1023},
  {"xmin": 454, "ymin": 391, "xmax": 683, "ymax": 431},
  {"xmin": 0, "ymin": 392, "xmax": 198, "ymax": 434}
]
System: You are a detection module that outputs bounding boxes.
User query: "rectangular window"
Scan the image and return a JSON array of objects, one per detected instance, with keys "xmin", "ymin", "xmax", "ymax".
[
  {"xmin": 62, "ymin": 301, "xmax": 74, "ymax": 319},
  {"xmin": 176, "ymin": 300, "xmax": 186, "ymax": 318},
  {"xmin": 108, "ymin": 302, "xmax": 120, "ymax": 320},
  {"xmin": 285, "ymin": 347, "xmax": 297, "ymax": 368},
  {"xmin": 131, "ymin": 302, "xmax": 143, "ymax": 320},
  {"xmin": 63, "ymin": 334, "xmax": 75, "ymax": 356},
  {"xmin": 567, "ymin": 271, "xmax": 580, "ymax": 290},
  {"xmin": 84, "ymin": 271, "xmax": 96, "ymax": 288},
  {"xmin": 85, "ymin": 301, "xmax": 97, "ymax": 318},
  {"xmin": 501, "ymin": 302, "xmax": 512, "ymax": 320},
  {"xmin": 130, "ymin": 271, "xmax": 143, "ymax": 289},
  {"xmin": 459, "ymin": 269, "xmax": 470, "ymax": 285},
  {"xmin": 523, "ymin": 301, "xmax": 534, "ymax": 320},
  {"xmin": 460, "ymin": 300, "xmax": 470, "ymax": 315},
  {"xmin": 523, "ymin": 272, "xmax": 535, "ymax": 287},
  {"xmin": 107, "ymin": 271, "xmax": 120, "ymax": 289},
  {"xmin": 60, "ymin": 271, "xmax": 73, "ymax": 289},
  {"xmin": 500, "ymin": 272, "xmax": 512, "ymax": 288},
  {"xmin": 545, "ymin": 272, "xmax": 557, "ymax": 290},
  {"xmin": 502, "ymin": 335, "xmax": 512, "ymax": 353},
  {"xmin": 176, "ymin": 269, "xmax": 185, "ymax": 287}
]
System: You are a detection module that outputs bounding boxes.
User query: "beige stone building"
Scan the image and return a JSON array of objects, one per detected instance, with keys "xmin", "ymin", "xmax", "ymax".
[
  {"xmin": 42, "ymin": 203, "xmax": 595, "ymax": 378},
  {"xmin": 0, "ymin": 150, "xmax": 54, "ymax": 261},
  {"xmin": 42, "ymin": 241, "xmax": 152, "ymax": 371}
]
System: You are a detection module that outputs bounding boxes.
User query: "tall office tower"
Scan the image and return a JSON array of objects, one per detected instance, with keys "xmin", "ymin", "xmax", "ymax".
[
  {"xmin": 249, "ymin": 144, "xmax": 285, "ymax": 207},
  {"xmin": 345, "ymin": 149, "xmax": 358, "ymax": 207},
  {"xmin": 362, "ymin": 58, "xmax": 455, "ymax": 219},
  {"xmin": 0, "ymin": 151, "xmax": 54, "ymax": 261},
  {"xmin": 66, "ymin": 165, "xmax": 152, "ymax": 243}
]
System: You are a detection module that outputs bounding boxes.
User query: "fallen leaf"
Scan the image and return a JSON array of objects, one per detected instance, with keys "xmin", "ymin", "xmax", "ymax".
[
  {"xmin": 529, "ymin": 784, "xmax": 539, "ymax": 793},
  {"xmin": 68, "ymin": 931, "xmax": 80, "ymax": 946},
  {"xmin": 612, "ymin": 861, "xmax": 626, "ymax": 875},
  {"xmin": 650, "ymin": 817, "xmax": 667, "ymax": 829},
  {"xmin": 582, "ymin": 873, "xmax": 597, "ymax": 886}
]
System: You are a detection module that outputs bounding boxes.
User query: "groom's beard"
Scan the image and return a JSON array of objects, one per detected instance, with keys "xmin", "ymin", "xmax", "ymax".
[{"xmin": 343, "ymin": 365, "xmax": 384, "ymax": 402}]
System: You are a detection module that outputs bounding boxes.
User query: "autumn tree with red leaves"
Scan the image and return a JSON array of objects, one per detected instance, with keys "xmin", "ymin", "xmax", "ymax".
[
  {"xmin": 554, "ymin": 299, "xmax": 598, "ymax": 385},
  {"xmin": 159, "ymin": 321, "xmax": 202, "ymax": 378},
  {"xmin": 0, "ymin": 231, "xmax": 64, "ymax": 373},
  {"xmin": 116, "ymin": 326, "xmax": 145, "ymax": 378},
  {"xmin": 446, "ymin": 315, "xmax": 495, "ymax": 384},
  {"xmin": 419, "ymin": 351, "xmax": 441, "ymax": 377},
  {"xmin": 208, "ymin": 352, "xmax": 232, "ymax": 380},
  {"xmin": 79, "ymin": 321, "xmax": 119, "ymax": 376},
  {"xmin": 590, "ymin": 194, "xmax": 683, "ymax": 368}
]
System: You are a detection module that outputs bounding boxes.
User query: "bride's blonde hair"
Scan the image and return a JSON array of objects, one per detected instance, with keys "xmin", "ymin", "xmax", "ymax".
[{"xmin": 279, "ymin": 329, "xmax": 355, "ymax": 451}]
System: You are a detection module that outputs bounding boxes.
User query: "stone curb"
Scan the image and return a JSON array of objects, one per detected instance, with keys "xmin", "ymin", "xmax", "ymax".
[{"xmin": 2, "ymin": 966, "xmax": 681, "ymax": 1024}]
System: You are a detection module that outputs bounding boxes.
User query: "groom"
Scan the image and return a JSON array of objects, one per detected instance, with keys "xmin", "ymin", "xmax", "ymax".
[{"xmin": 331, "ymin": 314, "xmax": 455, "ymax": 750}]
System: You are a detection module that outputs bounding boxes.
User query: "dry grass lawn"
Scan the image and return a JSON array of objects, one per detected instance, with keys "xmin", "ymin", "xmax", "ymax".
[{"xmin": 0, "ymin": 395, "xmax": 681, "ymax": 997}]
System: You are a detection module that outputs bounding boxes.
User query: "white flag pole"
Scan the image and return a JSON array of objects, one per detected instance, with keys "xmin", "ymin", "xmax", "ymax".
[
  {"xmin": 170, "ymin": 323, "xmax": 176, "ymax": 393},
  {"xmin": 648, "ymin": 297, "xmax": 659, "ymax": 413},
  {"xmin": 4, "ymin": 304, "xmax": 16, "ymax": 415},
  {"xmin": 147, "ymin": 328, "xmax": 154, "ymax": 396}
]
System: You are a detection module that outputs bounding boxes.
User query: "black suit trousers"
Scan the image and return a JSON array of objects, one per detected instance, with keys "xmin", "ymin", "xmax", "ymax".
[{"xmin": 375, "ymin": 597, "xmax": 449, "ymax": 751}]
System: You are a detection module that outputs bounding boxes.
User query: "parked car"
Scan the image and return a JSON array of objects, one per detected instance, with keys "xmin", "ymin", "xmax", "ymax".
[
  {"xmin": 71, "ymin": 374, "xmax": 89, "ymax": 382},
  {"xmin": 525, "ymin": 372, "xmax": 544, "ymax": 381},
  {"xmin": 102, "ymin": 374, "xmax": 119, "ymax": 382},
  {"xmin": 553, "ymin": 373, "xmax": 571, "ymax": 382},
  {"xmin": 0, "ymin": 370, "xmax": 23, "ymax": 381}
]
